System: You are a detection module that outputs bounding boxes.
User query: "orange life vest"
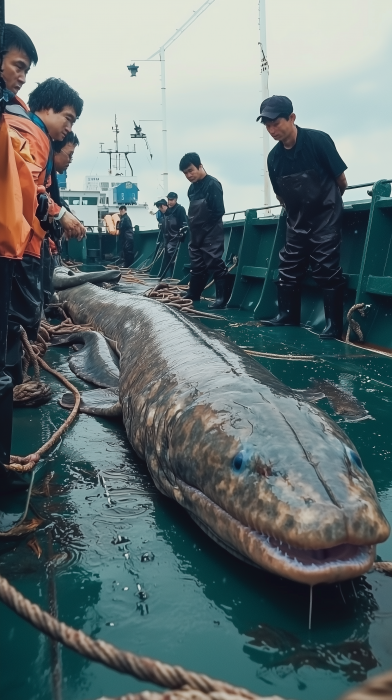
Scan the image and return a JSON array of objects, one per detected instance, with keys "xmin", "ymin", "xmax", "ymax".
[
  {"xmin": 0, "ymin": 114, "xmax": 34, "ymax": 259},
  {"xmin": 4, "ymin": 98, "xmax": 61, "ymax": 258}
]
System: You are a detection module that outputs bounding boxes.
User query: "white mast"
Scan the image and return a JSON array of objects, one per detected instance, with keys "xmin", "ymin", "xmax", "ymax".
[
  {"xmin": 259, "ymin": 0, "xmax": 271, "ymax": 212},
  {"xmin": 148, "ymin": 0, "xmax": 216, "ymax": 194}
]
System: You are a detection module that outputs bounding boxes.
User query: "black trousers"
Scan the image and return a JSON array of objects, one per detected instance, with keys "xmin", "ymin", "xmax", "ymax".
[
  {"xmin": 188, "ymin": 224, "xmax": 227, "ymax": 280},
  {"xmin": 0, "ymin": 259, "xmax": 15, "ymax": 466},
  {"xmin": 160, "ymin": 244, "xmax": 177, "ymax": 278},
  {"xmin": 278, "ymin": 227, "xmax": 344, "ymax": 289},
  {"xmin": 6, "ymin": 253, "xmax": 43, "ymax": 389},
  {"xmin": 122, "ymin": 238, "xmax": 134, "ymax": 267},
  {"xmin": 42, "ymin": 238, "xmax": 54, "ymax": 308}
]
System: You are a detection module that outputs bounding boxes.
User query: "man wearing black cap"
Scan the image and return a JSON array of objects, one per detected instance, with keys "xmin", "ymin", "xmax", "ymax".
[
  {"xmin": 159, "ymin": 192, "xmax": 187, "ymax": 278},
  {"xmin": 257, "ymin": 95, "xmax": 347, "ymax": 339}
]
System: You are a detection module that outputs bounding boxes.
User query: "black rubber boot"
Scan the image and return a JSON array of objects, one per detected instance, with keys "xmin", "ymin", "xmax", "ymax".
[
  {"xmin": 261, "ymin": 283, "xmax": 301, "ymax": 326},
  {"xmin": 208, "ymin": 275, "xmax": 231, "ymax": 309},
  {"xmin": 319, "ymin": 287, "xmax": 344, "ymax": 340},
  {"xmin": 183, "ymin": 274, "xmax": 207, "ymax": 301}
]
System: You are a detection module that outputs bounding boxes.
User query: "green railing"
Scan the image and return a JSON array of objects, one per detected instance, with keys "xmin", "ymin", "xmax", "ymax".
[{"xmin": 66, "ymin": 180, "xmax": 392, "ymax": 348}]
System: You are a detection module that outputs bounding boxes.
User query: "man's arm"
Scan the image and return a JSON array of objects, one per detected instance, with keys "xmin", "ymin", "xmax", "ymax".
[
  {"xmin": 315, "ymin": 132, "xmax": 347, "ymax": 195},
  {"xmin": 208, "ymin": 180, "xmax": 225, "ymax": 220},
  {"xmin": 336, "ymin": 172, "xmax": 347, "ymax": 195},
  {"xmin": 177, "ymin": 205, "xmax": 188, "ymax": 229}
]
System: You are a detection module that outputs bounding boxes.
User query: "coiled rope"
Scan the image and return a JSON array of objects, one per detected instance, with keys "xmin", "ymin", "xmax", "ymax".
[
  {"xmin": 144, "ymin": 284, "xmax": 225, "ymax": 320},
  {"xmin": 6, "ymin": 325, "xmax": 81, "ymax": 474}
]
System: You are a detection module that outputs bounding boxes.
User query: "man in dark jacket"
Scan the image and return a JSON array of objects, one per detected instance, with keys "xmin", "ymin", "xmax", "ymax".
[
  {"xmin": 118, "ymin": 205, "xmax": 134, "ymax": 267},
  {"xmin": 179, "ymin": 153, "xmax": 230, "ymax": 309},
  {"xmin": 258, "ymin": 95, "xmax": 347, "ymax": 339},
  {"xmin": 160, "ymin": 191, "xmax": 187, "ymax": 278}
]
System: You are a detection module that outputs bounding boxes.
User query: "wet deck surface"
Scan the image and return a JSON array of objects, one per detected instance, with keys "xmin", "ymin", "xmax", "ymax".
[{"xmin": 1, "ymin": 293, "xmax": 392, "ymax": 700}]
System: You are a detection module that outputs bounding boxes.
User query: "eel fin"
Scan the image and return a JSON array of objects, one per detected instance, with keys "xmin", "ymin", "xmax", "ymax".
[
  {"xmin": 59, "ymin": 388, "xmax": 122, "ymax": 417},
  {"xmin": 310, "ymin": 379, "xmax": 371, "ymax": 422}
]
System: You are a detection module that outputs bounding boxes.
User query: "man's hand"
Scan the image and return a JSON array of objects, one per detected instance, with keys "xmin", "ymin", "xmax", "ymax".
[{"xmin": 61, "ymin": 211, "xmax": 86, "ymax": 241}]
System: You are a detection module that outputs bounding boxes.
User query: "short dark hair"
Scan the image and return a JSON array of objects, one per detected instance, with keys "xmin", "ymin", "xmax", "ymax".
[
  {"xmin": 4, "ymin": 24, "xmax": 38, "ymax": 65},
  {"xmin": 179, "ymin": 152, "xmax": 201, "ymax": 171},
  {"xmin": 53, "ymin": 131, "xmax": 79, "ymax": 153},
  {"xmin": 119, "ymin": 205, "xmax": 127, "ymax": 211},
  {"xmin": 261, "ymin": 113, "xmax": 291, "ymax": 125},
  {"xmin": 28, "ymin": 78, "xmax": 83, "ymax": 117}
]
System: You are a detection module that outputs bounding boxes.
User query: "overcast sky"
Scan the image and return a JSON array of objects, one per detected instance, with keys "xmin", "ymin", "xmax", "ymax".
[{"xmin": 8, "ymin": 0, "xmax": 392, "ymax": 214}]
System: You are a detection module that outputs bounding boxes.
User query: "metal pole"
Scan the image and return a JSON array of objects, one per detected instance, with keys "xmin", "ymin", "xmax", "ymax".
[
  {"xmin": 259, "ymin": 0, "xmax": 271, "ymax": 212},
  {"xmin": 160, "ymin": 47, "xmax": 168, "ymax": 195}
]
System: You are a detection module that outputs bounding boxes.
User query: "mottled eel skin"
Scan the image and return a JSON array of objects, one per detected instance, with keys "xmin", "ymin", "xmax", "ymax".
[{"xmin": 59, "ymin": 284, "xmax": 390, "ymax": 585}]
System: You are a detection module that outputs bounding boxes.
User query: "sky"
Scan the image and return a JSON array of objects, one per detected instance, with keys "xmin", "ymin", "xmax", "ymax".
[{"xmin": 7, "ymin": 0, "xmax": 392, "ymax": 217}]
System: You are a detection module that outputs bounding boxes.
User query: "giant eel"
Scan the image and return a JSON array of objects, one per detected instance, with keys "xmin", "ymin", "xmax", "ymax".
[{"xmin": 58, "ymin": 283, "xmax": 390, "ymax": 585}]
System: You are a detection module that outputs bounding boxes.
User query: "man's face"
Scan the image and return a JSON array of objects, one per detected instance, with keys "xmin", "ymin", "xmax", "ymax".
[
  {"xmin": 54, "ymin": 143, "xmax": 76, "ymax": 175},
  {"xmin": 1, "ymin": 48, "xmax": 31, "ymax": 95},
  {"xmin": 264, "ymin": 113, "xmax": 296, "ymax": 142},
  {"xmin": 39, "ymin": 105, "xmax": 77, "ymax": 141},
  {"xmin": 182, "ymin": 164, "xmax": 204, "ymax": 183},
  {"xmin": 119, "ymin": 208, "xmax": 126, "ymax": 217},
  {"xmin": 167, "ymin": 197, "xmax": 177, "ymax": 208}
]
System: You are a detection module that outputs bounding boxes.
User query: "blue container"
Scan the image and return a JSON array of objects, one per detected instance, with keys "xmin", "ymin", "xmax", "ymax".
[
  {"xmin": 113, "ymin": 181, "xmax": 139, "ymax": 205},
  {"xmin": 57, "ymin": 171, "xmax": 67, "ymax": 189}
]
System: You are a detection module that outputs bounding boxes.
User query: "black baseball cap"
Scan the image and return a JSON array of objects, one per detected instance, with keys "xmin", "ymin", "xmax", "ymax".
[
  {"xmin": 154, "ymin": 199, "xmax": 167, "ymax": 207},
  {"xmin": 256, "ymin": 95, "xmax": 293, "ymax": 122},
  {"xmin": 167, "ymin": 191, "xmax": 178, "ymax": 199}
]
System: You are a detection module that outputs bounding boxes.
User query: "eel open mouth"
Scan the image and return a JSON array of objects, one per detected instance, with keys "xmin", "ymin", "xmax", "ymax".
[
  {"xmin": 175, "ymin": 479, "xmax": 376, "ymax": 585},
  {"xmin": 259, "ymin": 534, "xmax": 374, "ymax": 575}
]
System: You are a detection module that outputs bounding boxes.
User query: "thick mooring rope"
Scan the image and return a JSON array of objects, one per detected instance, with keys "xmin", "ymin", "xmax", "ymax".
[
  {"xmin": 96, "ymin": 691, "xmax": 282, "ymax": 700},
  {"xmin": 0, "ymin": 575, "xmax": 265, "ymax": 700},
  {"xmin": 1, "ymin": 572, "xmax": 392, "ymax": 700}
]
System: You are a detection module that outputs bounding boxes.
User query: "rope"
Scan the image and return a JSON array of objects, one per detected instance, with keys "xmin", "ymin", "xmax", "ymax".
[
  {"xmin": 0, "ymin": 575, "xmax": 267, "ymax": 700},
  {"xmin": 201, "ymin": 260, "xmax": 237, "ymax": 293},
  {"xmin": 346, "ymin": 303, "xmax": 367, "ymax": 343},
  {"xmin": 373, "ymin": 561, "xmax": 392, "ymax": 574},
  {"xmin": 144, "ymin": 284, "xmax": 226, "ymax": 321},
  {"xmin": 245, "ymin": 350, "xmax": 316, "ymax": 361},
  {"xmin": 339, "ymin": 669, "xmax": 392, "ymax": 699},
  {"xmin": 96, "ymin": 691, "xmax": 282, "ymax": 700},
  {"xmin": 13, "ymin": 328, "xmax": 52, "ymax": 407},
  {"xmin": 6, "ymin": 323, "xmax": 81, "ymax": 473},
  {"xmin": 6, "ymin": 355, "xmax": 81, "ymax": 472}
]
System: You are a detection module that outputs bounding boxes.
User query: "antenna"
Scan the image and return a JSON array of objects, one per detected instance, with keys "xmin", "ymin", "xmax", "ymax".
[
  {"xmin": 112, "ymin": 114, "xmax": 119, "ymax": 152},
  {"xmin": 100, "ymin": 116, "xmax": 136, "ymax": 175}
]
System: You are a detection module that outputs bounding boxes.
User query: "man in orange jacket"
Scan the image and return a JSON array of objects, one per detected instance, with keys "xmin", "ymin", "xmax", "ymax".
[
  {"xmin": 4, "ymin": 76, "xmax": 86, "ymax": 391},
  {"xmin": 0, "ymin": 24, "xmax": 40, "ymax": 487}
]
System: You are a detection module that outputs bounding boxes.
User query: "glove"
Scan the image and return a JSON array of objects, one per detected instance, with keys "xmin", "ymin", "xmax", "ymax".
[
  {"xmin": 36, "ymin": 193, "xmax": 50, "ymax": 230},
  {"xmin": 178, "ymin": 225, "xmax": 189, "ymax": 242}
]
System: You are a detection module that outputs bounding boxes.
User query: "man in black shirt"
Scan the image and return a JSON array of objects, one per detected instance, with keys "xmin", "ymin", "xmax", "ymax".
[
  {"xmin": 160, "ymin": 191, "xmax": 188, "ymax": 278},
  {"xmin": 118, "ymin": 205, "xmax": 134, "ymax": 267},
  {"xmin": 179, "ymin": 152, "xmax": 230, "ymax": 308},
  {"xmin": 257, "ymin": 95, "xmax": 348, "ymax": 339}
]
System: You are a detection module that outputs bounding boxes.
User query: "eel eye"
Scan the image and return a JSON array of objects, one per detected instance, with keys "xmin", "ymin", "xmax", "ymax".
[
  {"xmin": 232, "ymin": 451, "xmax": 247, "ymax": 474},
  {"xmin": 347, "ymin": 448, "xmax": 364, "ymax": 471}
]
